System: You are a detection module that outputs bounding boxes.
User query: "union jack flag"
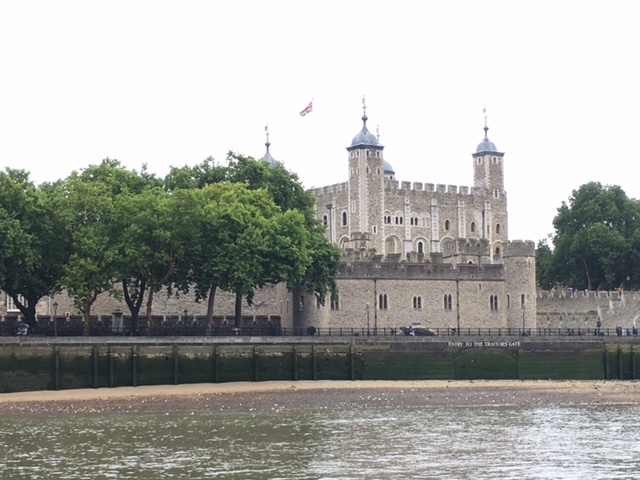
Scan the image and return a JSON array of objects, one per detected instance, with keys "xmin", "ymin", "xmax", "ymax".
[{"xmin": 299, "ymin": 100, "xmax": 313, "ymax": 117}]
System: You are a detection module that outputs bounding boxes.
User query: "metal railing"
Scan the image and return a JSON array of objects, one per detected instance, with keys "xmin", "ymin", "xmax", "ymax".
[{"xmin": 2, "ymin": 323, "xmax": 639, "ymax": 338}]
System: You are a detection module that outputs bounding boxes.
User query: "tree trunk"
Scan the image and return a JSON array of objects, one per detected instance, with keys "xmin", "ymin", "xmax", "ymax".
[
  {"xmin": 146, "ymin": 287, "xmax": 155, "ymax": 335},
  {"xmin": 206, "ymin": 285, "xmax": 217, "ymax": 330},
  {"xmin": 83, "ymin": 291, "xmax": 92, "ymax": 336},
  {"xmin": 123, "ymin": 278, "xmax": 146, "ymax": 335},
  {"xmin": 234, "ymin": 293, "xmax": 242, "ymax": 328},
  {"xmin": 14, "ymin": 295, "xmax": 38, "ymax": 331}
]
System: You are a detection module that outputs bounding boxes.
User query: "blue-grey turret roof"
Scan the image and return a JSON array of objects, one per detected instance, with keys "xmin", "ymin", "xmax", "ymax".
[
  {"xmin": 260, "ymin": 125, "xmax": 278, "ymax": 167},
  {"xmin": 348, "ymin": 114, "xmax": 384, "ymax": 150},
  {"xmin": 383, "ymin": 160, "xmax": 395, "ymax": 174},
  {"xmin": 476, "ymin": 125, "xmax": 499, "ymax": 153}
]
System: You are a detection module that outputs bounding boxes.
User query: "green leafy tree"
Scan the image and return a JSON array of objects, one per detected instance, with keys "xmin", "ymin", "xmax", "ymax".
[
  {"xmin": 226, "ymin": 152, "xmax": 341, "ymax": 302},
  {"xmin": 61, "ymin": 173, "xmax": 120, "ymax": 332},
  {"xmin": 60, "ymin": 159, "xmax": 159, "ymax": 333},
  {"xmin": 0, "ymin": 170, "xmax": 70, "ymax": 330},
  {"xmin": 191, "ymin": 183, "xmax": 310, "ymax": 326},
  {"xmin": 535, "ymin": 237, "xmax": 556, "ymax": 291},
  {"xmin": 550, "ymin": 182, "xmax": 640, "ymax": 290},
  {"xmin": 164, "ymin": 157, "xmax": 228, "ymax": 191}
]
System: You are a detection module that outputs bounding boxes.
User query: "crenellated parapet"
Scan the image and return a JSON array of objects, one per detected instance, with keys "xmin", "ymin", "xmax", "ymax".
[
  {"xmin": 453, "ymin": 238, "xmax": 490, "ymax": 256},
  {"xmin": 503, "ymin": 240, "xmax": 535, "ymax": 257},
  {"xmin": 313, "ymin": 181, "xmax": 349, "ymax": 196},
  {"xmin": 338, "ymin": 259, "xmax": 505, "ymax": 281}
]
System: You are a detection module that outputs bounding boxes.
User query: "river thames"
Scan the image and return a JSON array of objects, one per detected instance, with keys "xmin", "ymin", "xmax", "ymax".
[{"xmin": 1, "ymin": 401, "xmax": 639, "ymax": 479}]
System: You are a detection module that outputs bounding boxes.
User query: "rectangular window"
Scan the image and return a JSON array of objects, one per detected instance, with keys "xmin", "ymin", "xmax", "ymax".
[{"xmin": 330, "ymin": 293, "xmax": 340, "ymax": 310}]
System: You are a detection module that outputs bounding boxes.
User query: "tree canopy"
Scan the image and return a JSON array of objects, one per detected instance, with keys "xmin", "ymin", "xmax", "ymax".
[
  {"xmin": 537, "ymin": 182, "xmax": 640, "ymax": 291},
  {"xmin": 0, "ymin": 154, "xmax": 341, "ymax": 333}
]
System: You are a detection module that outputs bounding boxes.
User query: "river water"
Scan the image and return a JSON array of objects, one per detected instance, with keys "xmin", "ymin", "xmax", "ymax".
[{"xmin": 1, "ymin": 404, "xmax": 639, "ymax": 479}]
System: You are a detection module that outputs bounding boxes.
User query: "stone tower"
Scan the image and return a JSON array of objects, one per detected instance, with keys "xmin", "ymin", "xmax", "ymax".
[
  {"xmin": 346, "ymin": 100, "xmax": 386, "ymax": 254},
  {"xmin": 471, "ymin": 112, "xmax": 508, "ymax": 261}
]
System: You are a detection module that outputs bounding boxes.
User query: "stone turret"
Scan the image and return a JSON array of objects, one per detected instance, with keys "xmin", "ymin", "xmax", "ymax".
[{"xmin": 346, "ymin": 99, "xmax": 386, "ymax": 254}]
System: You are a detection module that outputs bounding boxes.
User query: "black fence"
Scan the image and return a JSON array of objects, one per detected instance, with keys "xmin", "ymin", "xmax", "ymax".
[{"xmin": 1, "ymin": 317, "xmax": 639, "ymax": 338}]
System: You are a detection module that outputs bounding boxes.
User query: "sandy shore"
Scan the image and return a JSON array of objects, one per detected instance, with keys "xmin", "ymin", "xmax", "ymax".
[{"xmin": 1, "ymin": 380, "xmax": 639, "ymax": 414}]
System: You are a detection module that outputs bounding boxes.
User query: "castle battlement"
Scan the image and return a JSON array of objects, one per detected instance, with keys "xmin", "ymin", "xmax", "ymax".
[
  {"xmin": 314, "ymin": 181, "xmax": 348, "ymax": 196},
  {"xmin": 503, "ymin": 240, "xmax": 536, "ymax": 257},
  {"xmin": 538, "ymin": 289, "xmax": 627, "ymax": 301},
  {"xmin": 338, "ymin": 259, "xmax": 505, "ymax": 281},
  {"xmin": 385, "ymin": 180, "xmax": 478, "ymax": 196}
]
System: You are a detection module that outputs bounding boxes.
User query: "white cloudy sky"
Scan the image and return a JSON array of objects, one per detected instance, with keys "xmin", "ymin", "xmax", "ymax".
[{"xmin": 1, "ymin": 1, "xmax": 639, "ymax": 243}]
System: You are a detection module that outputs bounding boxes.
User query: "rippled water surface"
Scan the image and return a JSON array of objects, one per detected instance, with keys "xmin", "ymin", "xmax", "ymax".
[{"xmin": 1, "ymin": 405, "xmax": 639, "ymax": 479}]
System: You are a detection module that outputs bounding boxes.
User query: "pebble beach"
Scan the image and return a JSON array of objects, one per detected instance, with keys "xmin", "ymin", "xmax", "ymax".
[{"xmin": 1, "ymin": 380, "xmax": 639, "ymax": 415}]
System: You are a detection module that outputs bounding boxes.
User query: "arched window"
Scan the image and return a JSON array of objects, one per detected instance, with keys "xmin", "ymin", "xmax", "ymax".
[
  {"xmin": 322, "ymin": 215, "xmax": 328, "ymax": 225},
  {"xmin": 496, "ymin": 223, "xmax": 501, "ymax": 234},
  {"xmin": 444, "ymin": 220, "xmax": 450, "ymax": 231},
  {"xmin": 379, "ymin": 293, "xmax": 388, "ymax": 310},
  {"xmin": 494, "ymin": 190, "xmax": 499, "ymax": 199},
  {"xmin": 413, "ymin": 296, "xmax": 422, "ymax": 309},
  {"xmin": 417, "ymin": 241, "xmax": 424, "ymax": 254},
  {"xmin": 470, "ymin": 222, "xmax": 476, "ymax": 233},
  {"xmin": 444, "ymin": 294, "xmax": 452, "ymax": 311},
  {"xmin": 342, "ymin": 211, "xmax": 348, "ymax": 226},
  {"xmin": 495, "ymin": 247, "xmax": 501, "ymax": 257}
]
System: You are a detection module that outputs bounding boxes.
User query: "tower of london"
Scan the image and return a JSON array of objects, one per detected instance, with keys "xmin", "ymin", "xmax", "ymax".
[{"xmin": 294, "ymin": 105, "xmax": 537, "ymax": 332}]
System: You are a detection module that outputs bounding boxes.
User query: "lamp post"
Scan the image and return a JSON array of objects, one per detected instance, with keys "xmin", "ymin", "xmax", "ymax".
[
  {"xmin": 366, "ymin": 303, "xmax": 370, "ymax": 336},
  {"xmin": 53, "ymin": 302, "xmax": 58, "ymax": 337}
]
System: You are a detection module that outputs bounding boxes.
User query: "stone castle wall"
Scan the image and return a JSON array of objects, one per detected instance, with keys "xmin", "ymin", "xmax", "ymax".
[{"xmin": 536, "ymin": 289, "xmax": 640, "ymax": 330}]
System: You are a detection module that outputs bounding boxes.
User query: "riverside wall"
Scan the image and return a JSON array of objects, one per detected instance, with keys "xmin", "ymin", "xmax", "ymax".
[{"xmin": 1, "ymin": 336, "xmax": 639, "ymax": 393}]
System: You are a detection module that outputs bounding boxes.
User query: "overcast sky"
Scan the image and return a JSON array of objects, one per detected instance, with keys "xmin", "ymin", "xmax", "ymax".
[{"xmin": 1, "ymin": 1, "xmax": 639, "ymax": 243}]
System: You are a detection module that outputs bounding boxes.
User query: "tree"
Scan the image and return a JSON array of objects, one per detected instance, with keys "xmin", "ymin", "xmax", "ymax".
[
  {"xmin": 191, "ymin": 183, "xmax": 310, "ymax": 326},
  {"xmin": 0, "ymin": 170, "xmax": 71, "ymax": 330},
  {"xmin": 549, "ymin": 182, "xmax": 640, "ymax": 290},
  {"xmin": 226, "ymin": 152, "xmax": 341, "ymax": 303},
  {"xmin": 60, "ymin": 159, "xmax": 158, "ymax": 332},
  {"xmin": 61, "ymin": 173, "xmax": 120, "ymax": 332},
  {"xmin": 535, "ymin": 237, "xmax": 556, "ymax": 291},
  {"xmin": 164, "ymin": 157, "xmax": 228, "ymax": 191}
]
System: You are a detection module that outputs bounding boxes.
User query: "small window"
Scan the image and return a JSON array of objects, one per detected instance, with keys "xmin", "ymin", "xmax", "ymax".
[
  {"xmin": 379, "ymin": 293, "xmax": 388, "ymax": 310},
  {"xmin": 490, "ymin": 295, "xmax": 499, "ymax": 311},
  {"xmin": 444, "ymin": 294, "xmax": 452, "ymax": 311},
  {"xmin": 367, "ymin": 167, "xmax": 371, "ymax": 174},
  {"xmin": 444, "ymin": 220, "xmax": 450, "ymax": 231},
  {"xmin": 372, "ymin": 225, "xmax": 377, "ymax": 234},
  {"xmin": 323, "ymin": 215, "xmax": 328, "ymax": 225},
  {"xmin": 417, "ymin": 241, "xmax": 424, "ymax": 254},
  {"xmin": 377, "ymin": 168, "xmax": 381, "ymax": 174},
  {"xmin": 494, "ymin": 190, "xmax": 499, "ymax": 199},
  {"xmin": 413, "ymin": 296, "xmax": 422, "ymax": 309},
  {"xmin": 376, "ymin": 151, "xmax": 380, "ymax": 158},
  {"xmin": 521, "ymin": 294, "xmax": 525, "ymax": 307},
  {"xmin": 330, "ymin": 293, "xmax": 340, "ymax": 310},
  {"xmin": 495, "ymin": 247, "xmax": 501, "ymax": 256},
  {"xmin": 470, "ymin": 222, "xmax": 476, "ymax": 233},
  {"xmin": 342, "ymin": 211, "xmax": 348, "ymax": 226},
  {"xmin": 477, "ymin": 158, "xmax": 482, "ymax": 165},
  {"xmin": 496, "ymin": 224, "xmax": 501, "ymax": 234}
]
